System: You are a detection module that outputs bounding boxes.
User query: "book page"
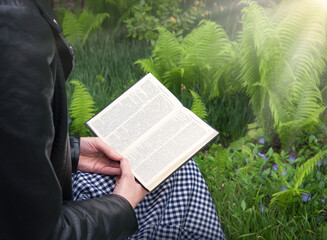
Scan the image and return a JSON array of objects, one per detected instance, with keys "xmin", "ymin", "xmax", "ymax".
[
  {"xmin": 124, "ymin": 108, "xmax": 217, "ymax": 190},
  {"xmin": 86, "ymin": 73, "xmax": 182, "ymax": 154}
]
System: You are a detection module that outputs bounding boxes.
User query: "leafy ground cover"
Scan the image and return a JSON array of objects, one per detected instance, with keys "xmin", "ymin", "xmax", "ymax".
[{"xmin": 195, "ymin": 130, "xmax": 327, "ymax": 239}]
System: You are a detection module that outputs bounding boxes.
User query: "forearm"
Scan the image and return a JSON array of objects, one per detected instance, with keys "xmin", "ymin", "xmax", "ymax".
[{"xmin": 53, "ymin": 195, "xmax": 138, "ymax": 240}]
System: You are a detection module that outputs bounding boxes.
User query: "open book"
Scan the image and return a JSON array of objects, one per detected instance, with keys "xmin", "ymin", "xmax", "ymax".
[{"xmin": 85, "ymin": 73, "xmax": 219, "ymax": 191}]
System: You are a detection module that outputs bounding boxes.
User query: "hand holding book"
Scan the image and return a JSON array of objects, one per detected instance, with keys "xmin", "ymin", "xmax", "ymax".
[
  {"xmin": 77, "ymin": 137, "xmax": 148, "ymax": 208},
  {"xmin": 86, "ymin": 73, "xmax": 219, "ymax": 191}
]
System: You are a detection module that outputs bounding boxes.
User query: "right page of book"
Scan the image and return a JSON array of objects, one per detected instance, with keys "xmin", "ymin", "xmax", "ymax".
[{"xmin": 125, "ymin": 106, "xmax": 218, "ymax": 191}]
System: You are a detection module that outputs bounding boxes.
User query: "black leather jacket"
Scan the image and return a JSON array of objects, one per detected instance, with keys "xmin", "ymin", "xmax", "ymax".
[{"xmin": 0, "ymin": 0, "xmax": 137, "ymax": 239}]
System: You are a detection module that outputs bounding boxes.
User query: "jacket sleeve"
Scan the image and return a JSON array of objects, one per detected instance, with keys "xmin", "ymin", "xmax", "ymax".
[
  {"xmin": 0, "ymin": 1, "xmax": 138, "ymax": 240},
  {"xmin": 70, "ymin": 135, "xmax": 80, "ymax": 173}
]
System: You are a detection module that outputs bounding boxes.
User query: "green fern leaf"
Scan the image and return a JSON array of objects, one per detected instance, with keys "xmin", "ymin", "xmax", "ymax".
[
  {"xmin": 69, "ymin": 80, "xmax": 96, "ymax": 136},
  {"xmin": 62, "ymin": 10, "xmax": 109, "ymax": 45},
  {"xmin": 135, "ymin": 21, "xmax": 235, "ymax": 99},
  {"xmin": 293, "ymin": 150, "xmax": 327, "ymax": 189},
  {"xmin": 190, "ymin": 90, "xmax": 207, "ymax": 121},
  {"xmin": 134, "ymin": 58, "xmax": 160, "ymax": 80},
  {"xmin": 239, "ymin": 0, "xmax": 327, "ymax": 148},
  {"xmin": 270, "ymin": 150, "xmax": 327, "ymax": 207}
]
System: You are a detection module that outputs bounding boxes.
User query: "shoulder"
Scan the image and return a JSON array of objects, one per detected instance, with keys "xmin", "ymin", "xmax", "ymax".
[{"xmin": 0, "ymin": 0, "xmax": 52, "ymax": 33}]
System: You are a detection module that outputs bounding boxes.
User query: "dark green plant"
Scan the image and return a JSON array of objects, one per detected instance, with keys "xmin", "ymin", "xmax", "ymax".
[
  {"xmin": 124, "ymin": 0, "xmax": 200, "ymax": 45},
  {"xmin": 238, "ymin": 0, "xmax": 327, "ymax": 149},
  {"xmin": 85, "ymin": 0, "xmax": 139, "ymax": 36},
  {"xmin": 62, "ymin": 9, "xmax": 109, "ymax": 45},
  {"xmin": 69, "ymin": 80, "xmax": 96, "ymax": 136}
]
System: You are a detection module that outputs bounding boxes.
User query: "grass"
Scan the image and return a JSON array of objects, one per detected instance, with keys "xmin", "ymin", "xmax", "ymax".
[{"xmin": 67, "ymin": 33, "xmax": 151, "ymax": 111}]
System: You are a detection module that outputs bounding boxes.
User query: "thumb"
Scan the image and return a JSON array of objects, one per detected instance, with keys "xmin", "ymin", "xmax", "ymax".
[
  {"xmin": 94, "ymin": 138, "xmax": 123, "ymax": 161},
  {"xmin": 119, "ymin": 158, "xmax": 134, "ymax": 178}
]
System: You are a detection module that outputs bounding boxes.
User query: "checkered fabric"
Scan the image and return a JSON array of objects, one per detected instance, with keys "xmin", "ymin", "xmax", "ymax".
[{"xmin": 72, "ymin": 159, "xmax": 226, "ymax": 240}]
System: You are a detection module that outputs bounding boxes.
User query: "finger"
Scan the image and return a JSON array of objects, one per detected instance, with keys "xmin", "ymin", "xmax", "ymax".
[
  {"xmin": 98, "ymin": 166, "xmax": 121, "ymax": 176},
  {"xmin": 108, "ymin": 160, "xmax": 120, "ymax": 168},
  {"xmin": 119, "ymin": 158, "xmax": 134, "ymax": 178},
  {"xmin": 93, "ymin": 138, "xmax": 123, "ymax": 161}
]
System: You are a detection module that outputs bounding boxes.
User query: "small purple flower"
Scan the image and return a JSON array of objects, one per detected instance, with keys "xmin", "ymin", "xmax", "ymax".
[
  {"xmin": 281, "ymin": 183, "xmax": 291, "ymax": 191},
  {"xmin": 321, "ymin": 197, "xmax": 325, "ymax": 203},
  {"xmin": 272, "ymin": 164, "xmax": 278, "ymax": 171},
  {"xmin": 259, "ymin": 137, "xmax": 265, "ymax": 144},
  {"xmin": 258, "ymin": 152, "xmax": 268, "ymax": 160},
  {"xmin": 281, "ymin": 168, "xmax": 288, "ymax": 176},
  {"xmin": 317, "ymin": 160, "xmax": 322, "ymax": 167},
  {"xmin": 289, "ymin": 156, "xmax": 295, "ymax": 165},
  {"xmin": 317, "ymin": 216, "xmax": 325, "ymax": 223},
  {"xmin": 324, "ymin": 159, "xmax": 327, "ymax": 166},
  {"xmin": 259, "ymin": 205, "xmax": 265, "ymax": 213},
  {"xmin": 260, "ymin": 171, "xmax": 265, "ymax": 179},
  {"xmin": 302, "ymin": 193, "xmax": 311, "ymax": 202}
]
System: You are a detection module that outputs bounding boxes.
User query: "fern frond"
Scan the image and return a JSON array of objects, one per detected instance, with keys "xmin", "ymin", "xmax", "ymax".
[
  {"xmin": 153, "ymin": 27, "xmax": 183, "ymax": 74},
  {"xmin": 239, "ymin": 0, "xmax": 327, "ymax": 147},
  {"xmin": 293, "ymin": 150, "xmax": 327, "ymax": 190},
  {"xmin": 69, "ymin": 80, "xmax": 96, "ymax": 136},
  {"xmin": 181, "ymin": 20, "xmax": 233, "ymax": 98},
  {"xmin": 134, "ymin": 58, "xmax": 160, "ymax": 80},
  {"xmin": 62, "ymin": 10, "xmax": 109, "ymax": 45},
  {"xmin": 62, "ymin": 10, "xmax": 83, "ymax": 44},
  {"xmin": 270, "ymin": 188, "xmax": 303, "ymax": 208},
  {"xmin": 270, "ymin": 150, "xmax": 327, "ymax": 207},
  {"xmin": 135, "ymin": 21, "xmax": 235, "ymax": 99},
  {"xmin": 80, "ymin": 11, "xmax": 110, "ymax": 45},
  {"xmin": 190, "ymin": 90, "xmax": 207, "ymax": 121}
]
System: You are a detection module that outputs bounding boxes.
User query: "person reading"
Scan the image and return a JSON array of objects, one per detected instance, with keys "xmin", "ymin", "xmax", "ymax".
[{"xmin": 0, "ymin": 0, "xmax": 226, "ymax": 239}]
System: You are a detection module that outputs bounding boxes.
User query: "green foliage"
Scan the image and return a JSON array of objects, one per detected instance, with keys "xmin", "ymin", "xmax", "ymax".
[
  {"xmin": 136, "ymin": 20, "xmax": 235, "ymax": 99},
  {"xmin": 190, "ymin": 90, "xmax": 207, "ymax": 121},
  {"xmin": 69, "ymin": 80, "xmax": 96, "ymax": 136},
  {"xmin": 84, "ymin": 0, "xmax": 139, "ymax": 36},
  {"xmin": 238, "ymin": 0, "xmax": 327, "ymax": 148},
  {"xmin": 293, "ymin": 150, "xmax": 327, "ymax": 190},
  {"xmin": 195, "ymin": 130, "xmax": 327, "ymax": 239},
  {"xmin": 270, "ymin": 150, "xmax": 327, "ymax": 208},
  {"xmin": 124, "ymin": 0, "xmax": 201, "ymax": 45},
  {"xmin": 62, "ymin": 9, "xmax": 109, "ymax": 45}
]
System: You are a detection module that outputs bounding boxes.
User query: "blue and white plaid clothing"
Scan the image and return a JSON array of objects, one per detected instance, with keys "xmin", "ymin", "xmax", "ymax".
[{"xmin": 72, "ymin": 159, "xmax": 226, "ymax": 240}]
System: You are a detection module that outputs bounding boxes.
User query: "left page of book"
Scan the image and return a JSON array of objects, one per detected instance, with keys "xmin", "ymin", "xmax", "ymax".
[{"xmin": 85, "ymin": 74, "xmax": 183, "ymax": 185}]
